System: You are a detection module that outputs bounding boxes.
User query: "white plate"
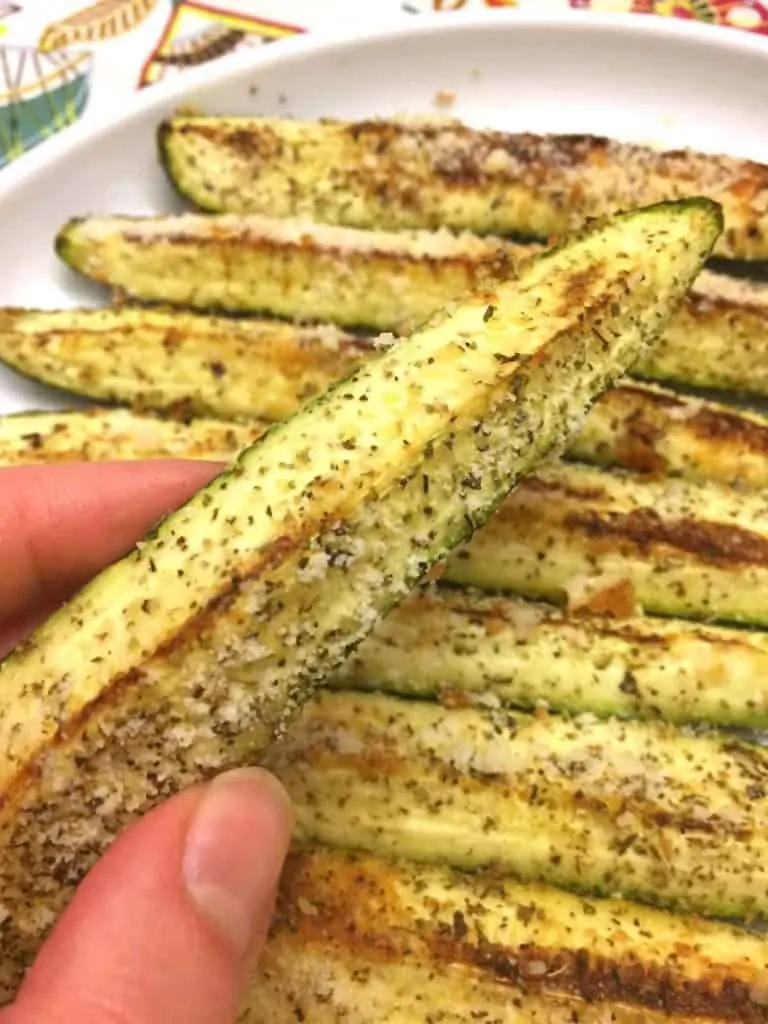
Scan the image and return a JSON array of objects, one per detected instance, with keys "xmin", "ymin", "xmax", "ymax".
[{"xmin": 0, "ymin": 10, "xmax": 766, "ymax": 415}]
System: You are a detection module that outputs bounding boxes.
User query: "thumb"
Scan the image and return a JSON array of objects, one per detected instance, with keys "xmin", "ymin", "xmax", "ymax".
[{"xmin": 4, "ymin": 768, "xmax": 293, "ymax": 1024}]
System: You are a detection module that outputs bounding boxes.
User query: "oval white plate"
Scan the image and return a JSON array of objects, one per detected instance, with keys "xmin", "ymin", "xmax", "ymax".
[{"xmin": 0, "ymin": 10, "xmax": 766, "ymax": 414}]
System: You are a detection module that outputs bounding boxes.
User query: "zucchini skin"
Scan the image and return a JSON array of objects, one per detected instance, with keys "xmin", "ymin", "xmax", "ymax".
[
  {"xmin": 158, "ymin": 115, "xmax": 768, "ymax": 262},
  {"xmin": 265, "ymin": 689, "xmax": 768, "ymax": 921},
  {"xmin": 334, "ymin": 586, "xmax": 768, "ymax": 728},
  {"xmin": 0, "ymin": 406, "xmax": 263, "ymax": 465},
  {"xmin": 445, "ymin": 462, "xmax": 768, "ymax": 627},
  {"xmin": 251, "ymin": 846, "xmax": 768, "ymax": 1023},
  {"xmin": 0, "ymin": 200, "xmax": 715, "ymax": 998}
]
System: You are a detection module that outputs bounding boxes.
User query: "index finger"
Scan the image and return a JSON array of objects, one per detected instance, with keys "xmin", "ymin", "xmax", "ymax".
[{"xmin": 0, "ymin": 460, "xmax": 221, "ymax": 633}]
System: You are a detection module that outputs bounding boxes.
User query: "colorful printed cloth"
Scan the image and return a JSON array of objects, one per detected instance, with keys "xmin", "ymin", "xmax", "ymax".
[{"xmin": 0, "ymin": 0, "xmax": 766, "ymax": 171}]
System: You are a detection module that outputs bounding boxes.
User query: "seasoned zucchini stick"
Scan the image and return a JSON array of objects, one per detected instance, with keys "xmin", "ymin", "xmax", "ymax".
[
  {"xmin": 445, "ymin": 461, "xmax": 768, "ymax": 626},
  {"xmin": 0, "ymin": 307, "xmax": 366, "ymax": 422},
  {"xmin": 251, "ymin": 847, "xmax": 768, "ymax": 1024},
  {"xmin": 265, "ymin": 690, "xmax": 768, "ymax": 920},
  {"xmin": 0, "ymin": 406, "xmax": 263, "ymax": 466},
  {"xmin": 0, "ymin": 200, "xmax": 713, "ymax": 997},
  {"xmin": 568, "ymin": 381, "xmax": 768, "ymax": 489},
  {"xmin": 55, "ymin": 213, "xmax": 522, "ymax": 329},
  {"xmin": 54, "ymin": 212, "xmax": 768, "ymax": 393},
  {"xmin": 4, "ymin": 310, "xmax": 768, "ymax": 490},
  {"xmin": 635, "ymin": 273, "xmax": 768, "ymax": 396},
  {"xmin": 334, "ymin": 586, "xmax": 768, "ymax": 728},
  {"xmin": 158, "ymin": 114, "xmax": 768, "ymax": 262}
]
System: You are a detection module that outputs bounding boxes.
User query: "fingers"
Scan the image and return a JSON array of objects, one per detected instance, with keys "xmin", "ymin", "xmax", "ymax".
[
  {"xmin": 7, "ymin": 769, "xmax": 293, "ymax": 1024},
  {"xmin": 0, "ymin": 460, "xmax": 221, "ymax": 626}
]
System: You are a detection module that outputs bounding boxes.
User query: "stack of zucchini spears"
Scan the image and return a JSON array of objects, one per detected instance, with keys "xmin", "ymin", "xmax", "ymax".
[{"xmin": 2, "ymin": 115, "xmax": 768, "ymax": 1020}]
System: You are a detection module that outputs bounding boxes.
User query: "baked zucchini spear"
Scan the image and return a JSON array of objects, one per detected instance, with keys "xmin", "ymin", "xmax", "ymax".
[
  {"xmin": 4, "ymin": 310, "xmax": 768, "ymax": 489},
  {"xmin": 265, "ymin": 689, "xmax": 768, "ymax": 921},
  {"xmin": 0, "ymin": 199, "xmax": 717, "ymax": 996},
  {"xmin": 334, "ymin": 586, "xmax": 768, "ymax": 728},
  {"xmin": 445, "ymin": 461, "xmax": 768, "ymax": 626},
  {"xmin": 251, "ymin": 847, "xmax": 768, "ymax": 1023},
  {"xmin": 0, "ymin": 406, "xmax": 263, "ymax": 466},
  {"xmin": 53, "ymin": 212, "xmax": 768, "ymax": 394},
  {"xmin": 0, "ymin": 306, "xmax": 366, "ymax": 422},
  {"xmin": 568, "ymin": 380, "xmax": 768, "ymax": 489},
  {"xmin": 157, "ymin": 114, "xmax": 768, "ymax": 262},
  {"xmin": 55, "ymin": 213, "xmax": 521, "ymax": 329}
]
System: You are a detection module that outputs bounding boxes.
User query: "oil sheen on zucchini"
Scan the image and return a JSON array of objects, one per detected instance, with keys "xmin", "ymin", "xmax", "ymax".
[
  {"xmin": 333, "ymin": 586, "xmax": 768, "ymax": 728},
  {"xmin": 158, "ymin": 114, "xmax": 768, "ymax": 262},
  {"xmin": 444, "ymin": 461, "xmax": 768, "ymax": 626},
  {"xmin": 0, "ymin": 406, "xmax": 263, "ymax": 465},
  {"xmin": 250, "ymin": 846, "xmax": 768, "ymax": 1023},
  {"xmin": 0, "ymin": 199, "xmax": 716, "ymax": 998},
  {"xmin": 264, "ymin": 689, "xmax": 768, "ymax": 921}
]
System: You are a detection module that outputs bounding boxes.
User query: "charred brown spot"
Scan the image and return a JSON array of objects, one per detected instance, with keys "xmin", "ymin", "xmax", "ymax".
[
  {"xmin": 566, "ymin": 506, "xmax": 768, "ymax": 568},
  {"xmin": 556, "ymin": 265, "xmax": 604, "ymax": 318}
]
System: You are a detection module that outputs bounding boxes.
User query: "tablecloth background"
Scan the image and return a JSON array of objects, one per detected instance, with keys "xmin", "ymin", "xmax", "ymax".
[{"xmin": 0, "ymin": 0, "xmax": 765, "ymax": 171}]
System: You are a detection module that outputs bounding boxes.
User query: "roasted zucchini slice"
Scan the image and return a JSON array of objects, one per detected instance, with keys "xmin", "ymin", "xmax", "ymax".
[
  {"xmin": 334, "ymin": 586, "xmax": 768, "ymax": 728},
  {"xmin": 0, "ymin": 406, "xmax": 263, "ymax": 465},
  {"xmin": 265, "ymin": 689, "xmax": 768, "ymax": 920},
  {"xmin": 55, "ymin": 214, "xmax": 521, "ymax": 329},
  {"xmin": 445, "ymin": 461, "xmax": 768, "ymax": 626},
  {"xmin": 0, "ymin": 199, "xmax": 715, "ymax": 996},
  {"xmin": 0, "ymin": 307, "xmax": 368, "ymax": 421},
  {"xmin": 53, "ymin": 212, "xmax": 768, "ymax": 393},
  {"xmin": 251, "ymin": 846, "xmax": 768, "ymax": 1023},
  {"xmin": 569, "ymin": 380, "xmax": 768, "ymax": 489},
  {"xmin": 158, "ymin": 114, "xmax": 768, "ymax": 261}
]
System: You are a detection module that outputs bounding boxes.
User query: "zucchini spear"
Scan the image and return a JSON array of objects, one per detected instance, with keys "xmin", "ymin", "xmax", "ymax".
[
  {"xmin": 4, "ymin": 309, "xmax": 768, "ymax": 489},
  {"xmin": 265, "ymin": 689, "xmax": 768, "ymax": 921},
  {"xmin": 446, "ymin": 461, "xmax": 768, "ymax": 626},
  {"xmin": 334, "ymin": 586, "xmax": 768, "ymax": 729},
  {"xmin": 0, "ymin": 406, "xmax": 263, "ymax": 465},
  {"xmin": 52, "ymin": 212, "xmax": 768, "ymax": 395},
  {"xmin": 158, "ymin": 114, "xmax": 768, "ymax": 262},
  {"xmin": 251, "ymin": 846, "xmax": 768, "ymax": 1023},
  {"xmin": 0, "ymin": 199, "xmax": 717, "ymax": 997}
]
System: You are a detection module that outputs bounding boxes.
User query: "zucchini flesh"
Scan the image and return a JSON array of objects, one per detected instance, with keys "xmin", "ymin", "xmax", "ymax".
[
  {"xmin": 251, "ymin": 846, "xmax": 768, "ymax": 1023},
  {"xmin": 0, "ymin": 200, "xmax": 716, "ymax": 996},
  {"xmin": 55, "ymin": 213, "xmax": 522, "ymax": 329},
  {"xmin": 264, "ymin": 689, "xmax": 768, "ymax": 921},
  {"xmin": 0, "ymin": 307, "xmax": 365, "ymax": 422},
  {"xmin": 158, "ymin": 114, "xmax": 768, "ymax": 262},
  {"xmin": 333, "ymin": 586, "xmax": 768, "ymax": 728},
  {"xmin": 0, "ymin": 407, "xmax": 263, "ymax": 465},
  {"xmin": 445, "ymin": 462, "xmax": 768, "ymax": 626}
]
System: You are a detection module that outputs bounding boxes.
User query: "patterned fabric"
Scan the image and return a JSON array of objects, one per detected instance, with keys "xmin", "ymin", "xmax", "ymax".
[{"xmin": 0, "ymin": 0, "xmax": 765, "ymax": 169}]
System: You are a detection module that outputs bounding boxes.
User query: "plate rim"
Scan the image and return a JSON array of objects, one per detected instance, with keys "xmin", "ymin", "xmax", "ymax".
[{"xmin": 0, "ymin": 8, "xmax": 766, "ymax": 202}]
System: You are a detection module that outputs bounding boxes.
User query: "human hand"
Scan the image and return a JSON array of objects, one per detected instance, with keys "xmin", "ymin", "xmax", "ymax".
[{"xmin": 0, "ymin": 461, "xmax": 294, "ymax": 1024}]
